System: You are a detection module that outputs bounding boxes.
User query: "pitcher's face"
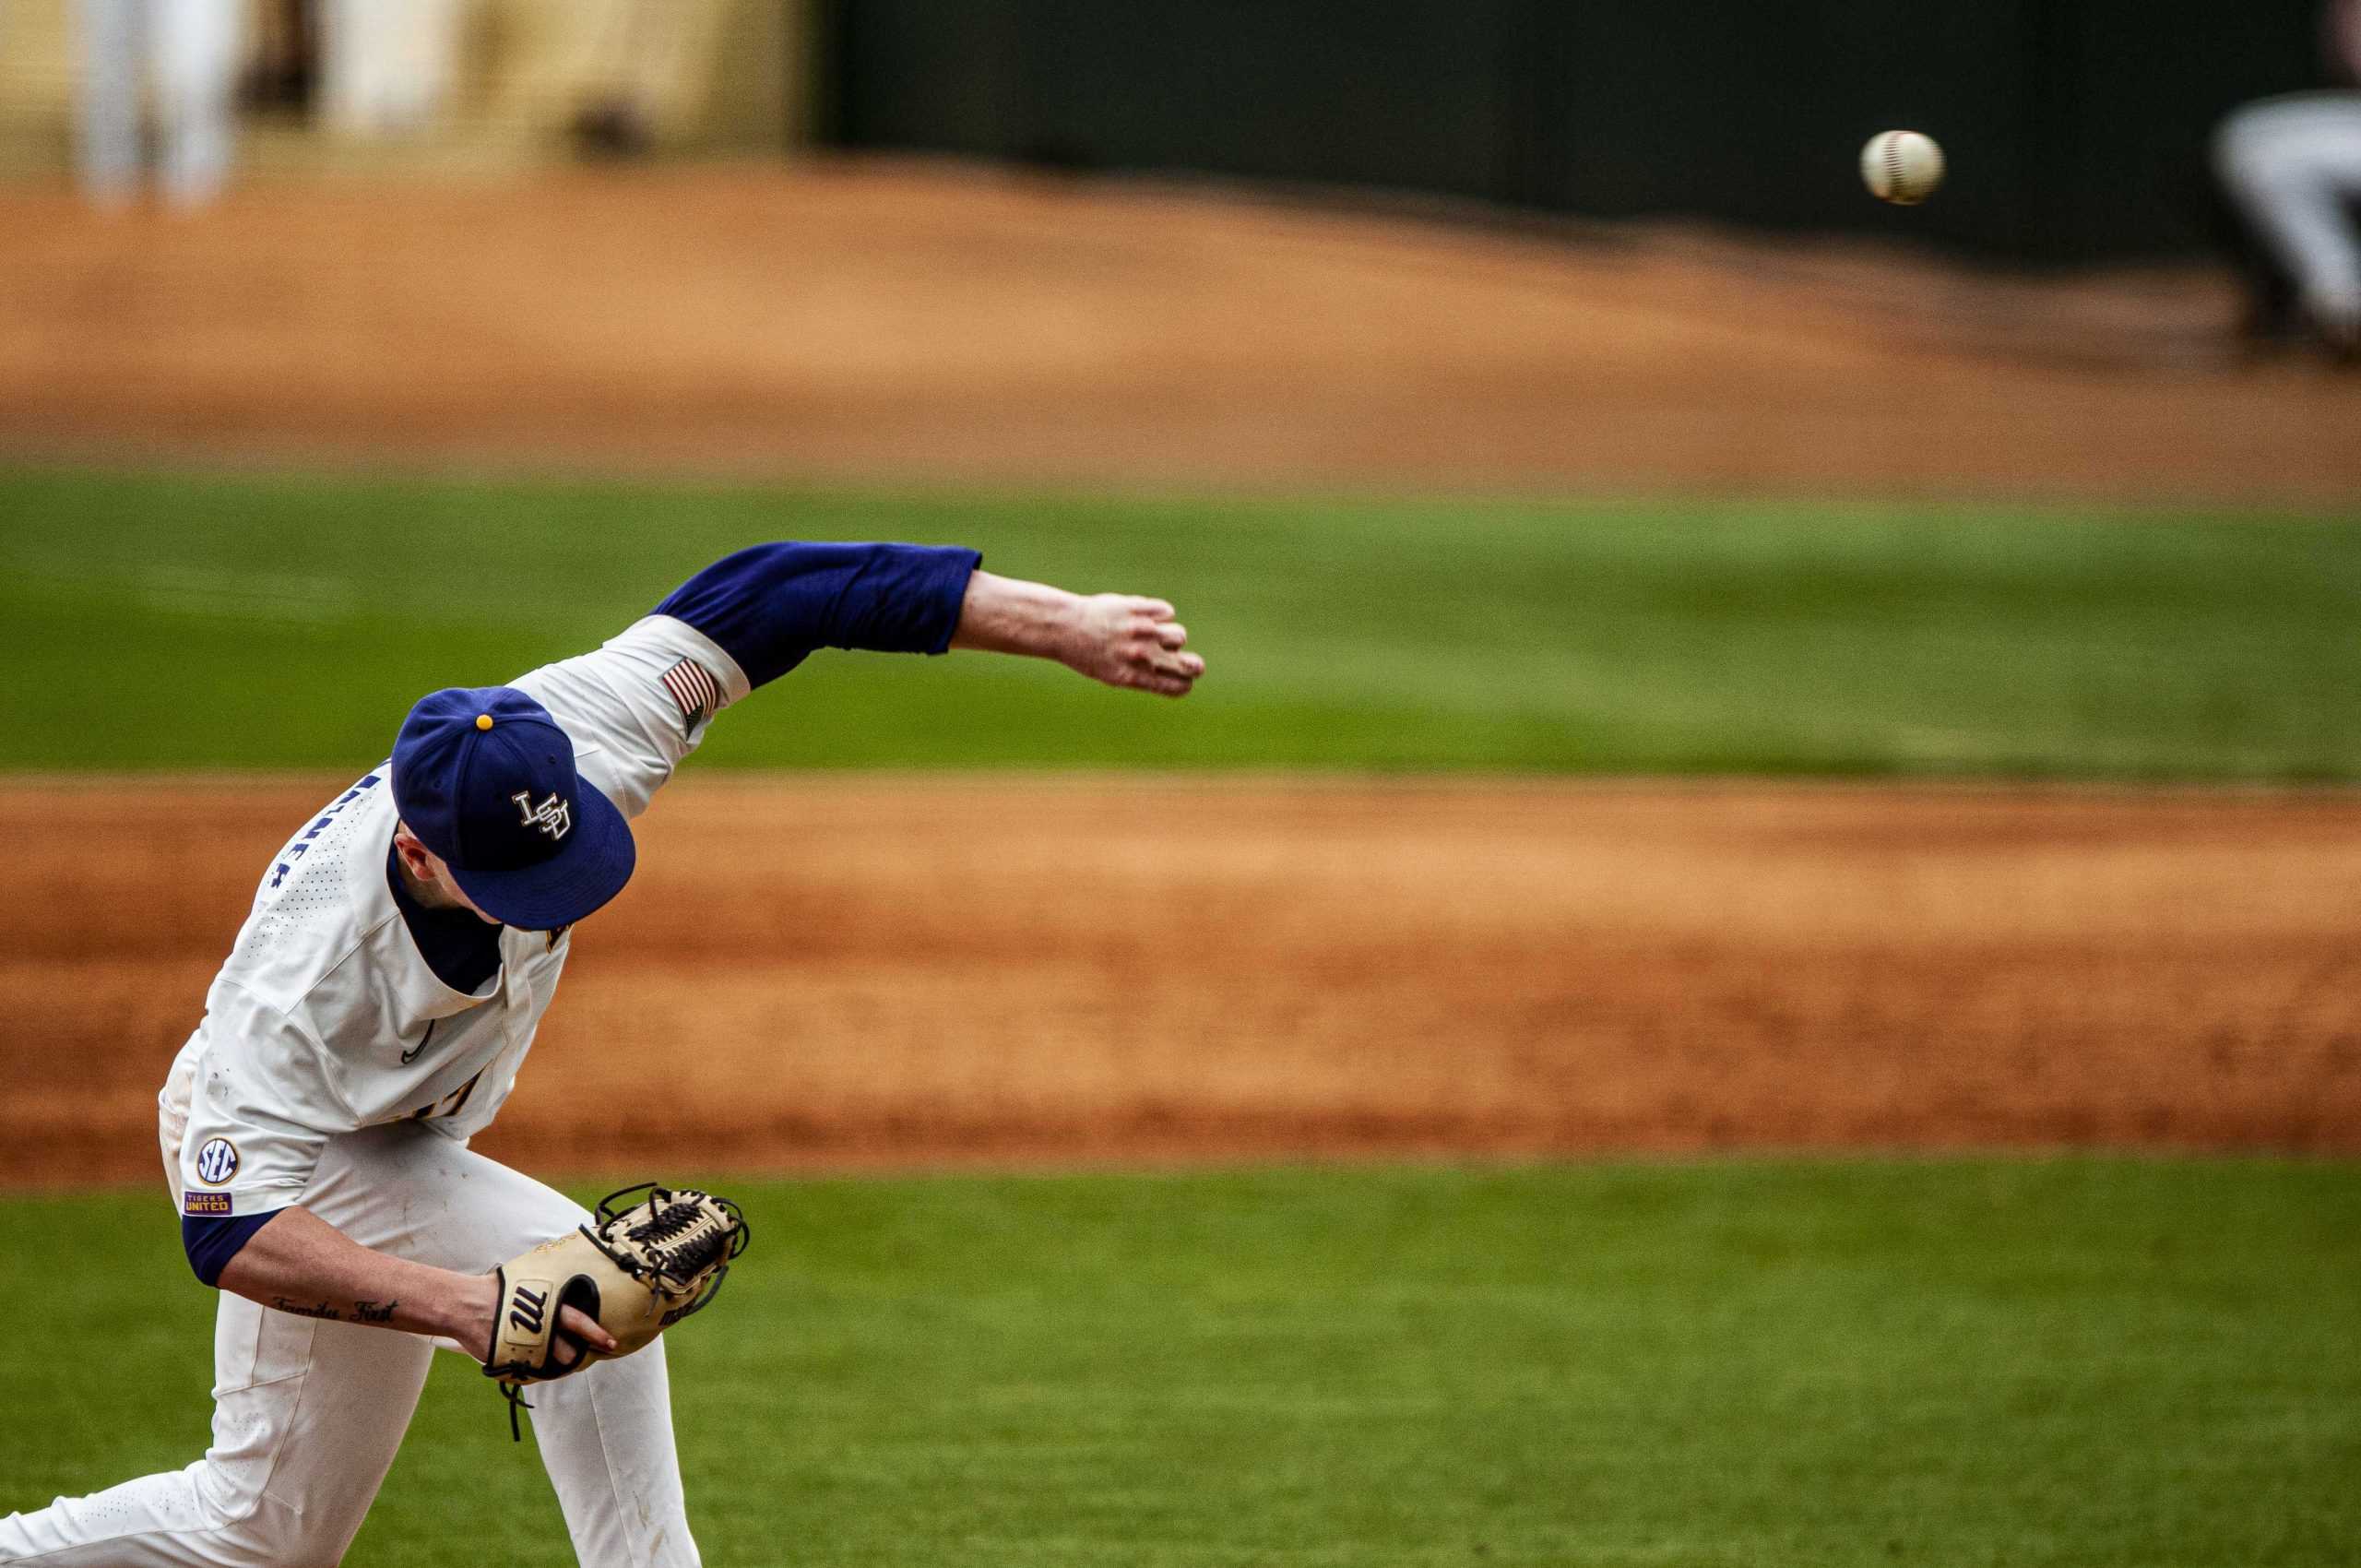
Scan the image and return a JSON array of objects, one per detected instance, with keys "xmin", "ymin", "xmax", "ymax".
[{"xmin": 392, "ymin": 825, "xmax": 504, "ymax": 926}]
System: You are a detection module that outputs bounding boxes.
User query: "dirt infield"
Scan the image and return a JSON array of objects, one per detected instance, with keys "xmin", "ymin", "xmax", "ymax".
[
  {"xmin": 5, "ymin": 168, "xmax": 2355, "ymax": 1183},
  {"xmin": 6, "ymin": 777, "xmax": 2356, "ymax": 1188},
  {"xmin": 2, "ymin": 161, "xmax": 2357, "ymax": 500}
]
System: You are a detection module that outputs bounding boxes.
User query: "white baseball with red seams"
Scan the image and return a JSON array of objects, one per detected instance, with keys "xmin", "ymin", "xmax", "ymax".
[{"xmin": 1862, "ymin": 130, "xmax": 1946, "ymax": 206}]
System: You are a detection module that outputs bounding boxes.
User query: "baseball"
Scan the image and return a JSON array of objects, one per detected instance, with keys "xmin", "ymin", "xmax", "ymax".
[{"xmin": 1861, "ymin": 130, "xmax": 1945, "ymax": 206}]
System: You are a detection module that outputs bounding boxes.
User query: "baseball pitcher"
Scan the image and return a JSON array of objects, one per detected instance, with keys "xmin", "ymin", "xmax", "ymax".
[{"xmin": 0, "ymin": 542, "xmax": 1202, "ymax": 1566}]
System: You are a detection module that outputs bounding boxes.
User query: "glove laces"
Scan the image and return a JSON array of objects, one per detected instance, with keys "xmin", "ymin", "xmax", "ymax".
[
  {"xmin": 632, "ymin": 1196, "xmax": 715, "ymax": 1248},
  {"xmin": 599, "ymin": 1184, "xmax": 750, "ymax": 1290}
]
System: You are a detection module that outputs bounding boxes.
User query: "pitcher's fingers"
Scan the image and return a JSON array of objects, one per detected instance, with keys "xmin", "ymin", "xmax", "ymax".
[
  {"xmin": 1153, "ymin": 621, "xmax": 1189, "ymax": 648},
  {"xmin": 559, "ymin": 1306, "xmax": 618, "ymax": 1355},
  {"xmin": 1133, "ymin": 598, "xmax": 1176, "ymax": 621},
  {"xmin": 1152, "ymin": 650, "xmax": 1204, "ymax": 681}
]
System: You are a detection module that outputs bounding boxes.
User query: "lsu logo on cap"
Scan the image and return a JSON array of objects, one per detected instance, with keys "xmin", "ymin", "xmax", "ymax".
[
  {"xmin": 194, "ymin": 1136, "xmax": 239, "ymax": 1186},
  {"xmin": 511, "ymin": 790, "xmax": 573, "ymax": 842},
  {"xmin": 184, "ymin": 1191, "xmax": 232, "ymax": 1216}
]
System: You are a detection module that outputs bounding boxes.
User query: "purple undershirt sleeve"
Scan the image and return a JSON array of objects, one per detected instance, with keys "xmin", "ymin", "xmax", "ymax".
[
  {"xmin": 651, "ymin": 542, "xmax": 983, "ymax": 688},
  {"xmin": 183, "ymin": 1210, "xmax": 280, "ymax": 1288}
]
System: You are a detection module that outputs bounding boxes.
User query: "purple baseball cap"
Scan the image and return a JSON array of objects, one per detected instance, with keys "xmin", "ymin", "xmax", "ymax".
[{"xmin": 389, "ymin": 686, "xmax": 635, "ymax": 930}]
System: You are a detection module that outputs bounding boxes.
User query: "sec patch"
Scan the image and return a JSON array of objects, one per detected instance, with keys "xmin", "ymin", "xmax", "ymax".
[
  {"xmin": 184, "ymin": 1191, "xmax": 232, "ymax": 1216},
  {"xmin": 194, "ymin": 1137, "xmax": 239, "ymax": 1185}
]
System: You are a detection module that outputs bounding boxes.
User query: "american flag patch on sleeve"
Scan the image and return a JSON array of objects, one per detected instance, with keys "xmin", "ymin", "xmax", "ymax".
[{"xmin": 659, "ymin": 658, "xmax": 721, "ymax": 726}]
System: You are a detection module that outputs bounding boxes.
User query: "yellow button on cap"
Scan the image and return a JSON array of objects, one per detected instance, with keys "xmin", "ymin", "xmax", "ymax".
[{"xmin": 475, "ymin": 714, "xmax": 493, "ymax": 731}]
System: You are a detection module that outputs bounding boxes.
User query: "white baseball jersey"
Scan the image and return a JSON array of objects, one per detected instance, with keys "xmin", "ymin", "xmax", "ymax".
[{"xmin": 159, "ymin": 614, "xmax": 753, "ymax": 1225}]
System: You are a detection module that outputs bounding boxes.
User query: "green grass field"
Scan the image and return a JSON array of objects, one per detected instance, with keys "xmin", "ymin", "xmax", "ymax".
[
  {"xmin": 9, "ymin": 467, "xmax": 2359, "ymax": 1563},
  {"xmin": 11, "ymin": 1160, "xmax": 2357, "ymax": 1567},
  {"xmin": 4, "ymin": 465, "xmax": 2358, "ymax": 778}
]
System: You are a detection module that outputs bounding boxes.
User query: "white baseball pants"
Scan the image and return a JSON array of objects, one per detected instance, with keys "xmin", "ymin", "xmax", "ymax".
[
  {"xmin": 74, "ymin": 0, "xmax": 243, "ymax": 206},
  {"xmin": 318, "ymin": 0, "xmax": 464, "ymax": 137},
  {"xmin": 0, "ymin": 1121, "xmax": 700, "ymax": 1567},
  {"xmin": 2215, "ymin": 91, "xmax": 2361, "ymax": 339}
]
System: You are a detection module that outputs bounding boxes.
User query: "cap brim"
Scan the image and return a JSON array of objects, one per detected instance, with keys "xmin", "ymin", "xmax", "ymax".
[{"xmin": 445, "ymin": 780, "xmax": 635, "ymax": 931}]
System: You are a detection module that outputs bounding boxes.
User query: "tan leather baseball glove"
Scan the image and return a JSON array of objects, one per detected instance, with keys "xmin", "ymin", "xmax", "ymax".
[{"xmin": 484, "ymin": 1183, "xmax": 749, "ymax": 1437}]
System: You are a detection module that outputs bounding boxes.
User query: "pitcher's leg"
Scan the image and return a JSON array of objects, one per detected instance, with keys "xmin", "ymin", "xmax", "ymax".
[
  {"xmin": 0, "ymin": 1291, "xmax": 432, "ymax": 1565},
  {"xmin": 8, "ymin": 1124, "xmax": 704, "ymax": 1567},
  {"xmin": 527, "ymin": 1339, "xmax": 700, "ymax": 1568},
  {"xmin": 0, "ymin": 1463, "xmax": 226, "ymax": 1566},
  {"xmin": 314, "ymin": 1129, "xmax": 704, "ymax": 1568}
]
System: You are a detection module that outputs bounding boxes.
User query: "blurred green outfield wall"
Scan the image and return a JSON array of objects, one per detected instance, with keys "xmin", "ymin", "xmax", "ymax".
[{"xmin": 817, "ymin": 0, "xmax": 2322, "ymax": 262}]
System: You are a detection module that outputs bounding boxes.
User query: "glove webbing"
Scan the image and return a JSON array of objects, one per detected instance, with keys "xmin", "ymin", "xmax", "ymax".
[{"xmin": 486, "ymin": 1185, "xmax": 750, "ymax": 1441}]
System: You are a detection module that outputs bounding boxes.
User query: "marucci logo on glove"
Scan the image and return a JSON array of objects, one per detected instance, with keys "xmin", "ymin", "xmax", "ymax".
[
  {"xmin": 507, "ymin": 1287, "xmax": 548, "ymax": 1335},
  {"xmin": 482, "ymin": 1182, "xmax": 749, "ymax": 1440}
]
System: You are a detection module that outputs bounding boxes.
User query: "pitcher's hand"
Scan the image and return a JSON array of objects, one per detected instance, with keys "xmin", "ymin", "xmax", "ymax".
[{"xmin": 1062, "ymin": 595, "xmax": 1204, "ymax": 697}]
